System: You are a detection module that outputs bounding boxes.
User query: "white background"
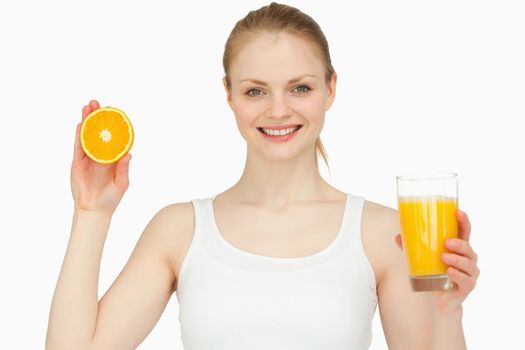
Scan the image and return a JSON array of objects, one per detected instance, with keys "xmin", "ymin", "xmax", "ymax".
[{"xmin": 1, "ymin": 0, "xmax": 523, "ymax": 348}]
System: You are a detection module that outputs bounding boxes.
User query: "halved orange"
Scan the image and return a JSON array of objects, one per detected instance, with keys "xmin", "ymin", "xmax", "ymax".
[{"xmin": 80, "ymin": 106, "xmax": 134, "ymax": 164}]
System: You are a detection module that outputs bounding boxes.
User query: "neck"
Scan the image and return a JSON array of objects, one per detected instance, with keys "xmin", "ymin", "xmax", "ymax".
[{"xmin": 231, "ymin": 145, "xmax": 330, "ymax": 210}]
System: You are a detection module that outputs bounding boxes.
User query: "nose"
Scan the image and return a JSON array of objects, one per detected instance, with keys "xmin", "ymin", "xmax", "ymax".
[{"xmin": 265, "ymin": 94, "xmax": 292, "ymax": 120}]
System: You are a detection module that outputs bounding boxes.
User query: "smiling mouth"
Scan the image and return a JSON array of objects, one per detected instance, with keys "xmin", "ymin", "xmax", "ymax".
[{"xmin": 257, "ymin": 125, "xmax": 303, "ymax": 136}]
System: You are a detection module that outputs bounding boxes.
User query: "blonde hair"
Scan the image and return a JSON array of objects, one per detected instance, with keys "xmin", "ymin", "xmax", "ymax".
[{"xmin": 223, "ymin": 2, "xmax": 334, "ymax": 171}]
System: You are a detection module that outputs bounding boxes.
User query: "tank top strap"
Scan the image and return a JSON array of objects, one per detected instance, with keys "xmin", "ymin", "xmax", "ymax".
[
  {"xmin": 346, "ymin": 193, "xmax": 365, "ymax": 247},
  {"xmin": 335, "ymin": 193, "xmax": 363, "ymax": 250},
  {"xmin": 189, "ymin": 196, "xmax": 215, "ymax": 237},
  {"xmin": 345, "ymin": 193, "xmax": 376, "ymax": 292}
]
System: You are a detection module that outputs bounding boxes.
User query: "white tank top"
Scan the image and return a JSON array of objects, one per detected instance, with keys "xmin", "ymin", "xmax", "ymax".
[{"xmin": 176, "ymin": 193, "xmax": 377, "ymax": 350}]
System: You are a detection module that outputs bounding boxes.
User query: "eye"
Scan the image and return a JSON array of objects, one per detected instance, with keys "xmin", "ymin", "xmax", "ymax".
[
  {"xmin": 293, "ymin": 85, "xmax": 311, "ymax": 94},
  {"xmin": 246, "ymin": 88, "xmax": 264, "ymax": 97}
]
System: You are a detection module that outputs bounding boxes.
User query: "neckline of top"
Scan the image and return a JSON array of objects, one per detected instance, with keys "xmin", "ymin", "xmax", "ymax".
[{"xmin": 206, "ymin": 193, "xmax": 351, "ymax": 262}]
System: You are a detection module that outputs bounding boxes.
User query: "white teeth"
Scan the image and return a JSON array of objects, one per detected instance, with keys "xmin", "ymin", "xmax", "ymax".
[{"xmin": 261, "ymin": 126, "xmax": 300, "ymax": 136}]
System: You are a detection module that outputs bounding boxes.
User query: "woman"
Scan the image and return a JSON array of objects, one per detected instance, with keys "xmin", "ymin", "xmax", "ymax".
[{"xmin": 46, "ymin": 3, "xmax": 479, "ymax": 349}]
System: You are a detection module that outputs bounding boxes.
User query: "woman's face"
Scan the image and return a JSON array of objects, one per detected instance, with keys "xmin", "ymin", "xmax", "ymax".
[{"xmin": 225, "ymin": 31, "xmax": 336, "ymax": 163}]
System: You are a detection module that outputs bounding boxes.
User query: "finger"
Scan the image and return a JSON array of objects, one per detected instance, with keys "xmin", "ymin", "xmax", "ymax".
[
  {"xmin": 442, "ymin": 253, "xmax": 480, "ymax": 278},
  {"xmin": 82, "ymin": 105, "xmax": 92, "ymax": 121},
  {"xmin": 82, "ymin": 100, "xmax": 100, "ymax": 122},
  {"xmin": 89, "ymin": 99, "xmax": 100, "ymax": 110},
  {"xmin": 114, "ymin": 154, "xmax": 132, "ymax": 192},
  {"xmin": 445, "ymin": 238, "xmax": 478, "ymax": 262},
  {"xmin": 447, "ymin": 266, "xmax": 477, "ymax": 294},
  {"xmin": 73, "ymin": 122, "xmax": 85, "ymax": 162},
  {"xmin": 457, "ymin": 209, "xmax": 472, "ymax": 242},
  {"xmin": 394, "ymin": 234, "xmax": 403, "ymax": 251}
]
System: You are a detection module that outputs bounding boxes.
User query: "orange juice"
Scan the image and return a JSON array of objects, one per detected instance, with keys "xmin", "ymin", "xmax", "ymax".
[{"xmin": 398, "ymin": 196, "xmax": 458, "ymax": 276}]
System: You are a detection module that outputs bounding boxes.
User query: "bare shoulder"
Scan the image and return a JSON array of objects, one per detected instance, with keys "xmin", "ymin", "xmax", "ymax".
[
  {"xmin": 144, "ymin": 201, "xmax": 196, "ymax": 290},
  {"xmin": 361, "ymin": 199, "xmax": 403, "ymax": 284},
  {"xmin": 149, "ymin": 201, "xmax": 195, "ymax": 236},
  {"xmin": 362, "ymin": 200, "xmax": 399, "ymax": 237}
]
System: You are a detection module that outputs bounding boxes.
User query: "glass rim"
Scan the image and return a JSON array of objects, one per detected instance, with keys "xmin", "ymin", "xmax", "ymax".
[{"xmin": 396, "ymin": 172, "xmax": 458, "ymax": 181}]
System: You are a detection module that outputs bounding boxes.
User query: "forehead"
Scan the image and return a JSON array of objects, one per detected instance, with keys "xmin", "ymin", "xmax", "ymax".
[{"xmin": 229, "ymin": 32, "xmax": 324, "ymax": 83}]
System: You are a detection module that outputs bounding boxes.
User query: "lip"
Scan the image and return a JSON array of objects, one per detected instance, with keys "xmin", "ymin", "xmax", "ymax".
[{"xmin": 257, "ymin": 123, "xmax": 303, "ymax": 131}]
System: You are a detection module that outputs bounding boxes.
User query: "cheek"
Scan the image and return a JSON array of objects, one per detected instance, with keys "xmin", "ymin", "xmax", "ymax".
[
  {"xmin": 297, "ymin": 95, "xmax": 326, "ymax": 122},
  {"xmin": 234, "ymin": 100, "xmax": 263, "ymax": 126},
  {"xmin": 234, "ymin": 107, "xmax": 252, "ymax": 128},
  {"xmin": 233, "ymin": 104, "xmax": 260, "ymax": 140}
]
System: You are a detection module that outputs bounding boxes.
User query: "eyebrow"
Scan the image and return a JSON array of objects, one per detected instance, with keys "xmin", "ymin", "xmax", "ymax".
[{"xmin": 238, "ymin": 74, "xmax": 317, "ymax": 86}]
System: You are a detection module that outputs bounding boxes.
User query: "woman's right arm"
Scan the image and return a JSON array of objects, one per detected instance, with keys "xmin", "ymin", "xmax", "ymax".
[{"xmin": 46, "ymin": 100, "xmax": 182, "ymax": 350}]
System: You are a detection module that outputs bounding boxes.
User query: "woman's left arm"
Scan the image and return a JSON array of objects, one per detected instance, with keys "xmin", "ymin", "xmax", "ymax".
[{"xmin": 375, "ymin": 207, "xmax": 480, "ymax": 350}]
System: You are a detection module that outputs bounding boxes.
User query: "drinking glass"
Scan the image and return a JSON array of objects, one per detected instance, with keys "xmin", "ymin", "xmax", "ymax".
[{"xmin": 396, "ymin": 172, "xmax": 458, "ymax": 291}]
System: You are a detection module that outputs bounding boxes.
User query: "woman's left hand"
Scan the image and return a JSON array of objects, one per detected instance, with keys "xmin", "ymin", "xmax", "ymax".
[
  {"xmin": 433, "ymin": 209, "xmax": 480, "ymax": 314},
  {"xmin": 394, "ymin": 209, "xmax": 480, "ymax": 313}
]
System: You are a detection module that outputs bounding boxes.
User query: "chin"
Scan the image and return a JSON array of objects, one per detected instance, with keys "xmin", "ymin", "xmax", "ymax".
[{"xmin": 259, "ymin": 147, "xmax": 313, "ymax": 164}]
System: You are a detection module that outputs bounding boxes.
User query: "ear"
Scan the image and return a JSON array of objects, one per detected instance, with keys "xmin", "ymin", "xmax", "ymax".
[
  {"xmin": 222, "ymin": 77, "xmax": 233, "ymax": 109},
  {"xmin": 325, "ymin": 71, "xmax": 337, "ymax": 111}
]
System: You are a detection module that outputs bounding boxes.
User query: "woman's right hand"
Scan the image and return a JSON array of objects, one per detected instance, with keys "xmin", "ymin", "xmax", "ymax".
[{"xmin": 70, "ymin": 100, "xmax": 132, "ymax": 216}]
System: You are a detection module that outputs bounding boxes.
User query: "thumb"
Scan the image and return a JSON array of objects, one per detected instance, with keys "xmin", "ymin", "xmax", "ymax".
[
  {"xmin": 114, "ymin": 153, "xmax": 132, "ymax": 192},
  {"xmin": 395, "ymin": 234, "xmax": 403, "ymax": 251}
]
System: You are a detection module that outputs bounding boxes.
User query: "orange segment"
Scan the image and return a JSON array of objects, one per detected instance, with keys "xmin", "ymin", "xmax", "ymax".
[{"xmin": 80, "ymin": 107, "xmax": 134, "ymax": 164}]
